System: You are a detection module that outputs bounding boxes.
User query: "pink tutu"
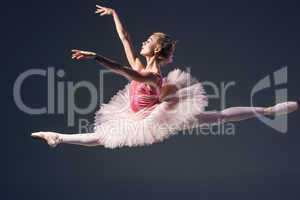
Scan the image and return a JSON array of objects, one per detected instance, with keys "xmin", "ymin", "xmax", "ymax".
[{"xmin": 93, "ymin": 68, "xmax": 208, "ymax": 148}]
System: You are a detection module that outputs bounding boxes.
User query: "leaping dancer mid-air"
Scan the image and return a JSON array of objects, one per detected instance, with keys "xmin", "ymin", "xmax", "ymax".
[{"xmin": 32, "ymin": 4, "xmax": 298, "ymax": 148}]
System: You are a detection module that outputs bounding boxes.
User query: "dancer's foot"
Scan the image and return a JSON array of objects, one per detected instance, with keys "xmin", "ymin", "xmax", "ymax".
[
  {"xmin": 31, "ymin": 132, "xmax": 62, "ymax": 147},
  {"xmin": 264, "ymin": 101, "xmax": 298, "ymax": 116}
]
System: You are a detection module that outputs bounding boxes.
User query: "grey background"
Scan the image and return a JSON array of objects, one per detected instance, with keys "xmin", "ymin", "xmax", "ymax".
[{"xmin": 2, "ymin": 0, "xmax": 300, "ymax": 199}]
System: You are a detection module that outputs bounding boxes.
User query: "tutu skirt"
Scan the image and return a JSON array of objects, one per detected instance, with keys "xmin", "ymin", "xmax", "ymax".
[{"xmin": 94, "ymin": 68, "xmax": 208, "ymax": 148}]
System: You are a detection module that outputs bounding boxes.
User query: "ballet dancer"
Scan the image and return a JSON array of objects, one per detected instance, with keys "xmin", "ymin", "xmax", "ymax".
[{"xmin": 31, "ymin": 4, "xmax": 298, "ymax": 148}]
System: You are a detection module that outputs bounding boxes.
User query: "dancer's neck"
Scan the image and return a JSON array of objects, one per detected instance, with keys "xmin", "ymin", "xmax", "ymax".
[{"xmin": 145, "ymin": 56, "xmax": 161, "ymax": 74}]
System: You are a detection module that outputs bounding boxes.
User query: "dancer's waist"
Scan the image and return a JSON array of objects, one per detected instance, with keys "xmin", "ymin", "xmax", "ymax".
[{"xmin": 130, "ymin": 94, "xmax": 160, "ymax": 112}]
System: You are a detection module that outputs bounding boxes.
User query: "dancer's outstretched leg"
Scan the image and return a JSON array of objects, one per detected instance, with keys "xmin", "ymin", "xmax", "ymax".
[
  {"xmin": 31, "ymin": 102, "xmax": 298, "ymax": 147},
  {"xmin": 31, "ymin": 132, "xmax": 102, "ymax": 147},
  {"xmin": 195, "ymin": 101, "xmax": 298, "ymax": 124}
]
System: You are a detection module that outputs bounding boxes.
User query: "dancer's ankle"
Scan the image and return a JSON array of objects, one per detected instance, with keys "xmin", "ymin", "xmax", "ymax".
[{"xmin": 263, "ymin": 106, "xmax": 273, "ymax": 116}]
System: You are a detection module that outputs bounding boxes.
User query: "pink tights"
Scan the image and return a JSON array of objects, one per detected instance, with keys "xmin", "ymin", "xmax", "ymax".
[{"xmin": 196, "ymin": 106, "xmax": 265, "ymax": 124}]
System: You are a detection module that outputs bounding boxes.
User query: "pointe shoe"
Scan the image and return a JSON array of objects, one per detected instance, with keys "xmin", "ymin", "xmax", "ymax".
[
  {"xmin": 264, "ymin": 101, "xmax": 298, "ymax": 116},
  {"xmin": 31, "ymin": 132, "xmax": 61, "ymax": 148}
]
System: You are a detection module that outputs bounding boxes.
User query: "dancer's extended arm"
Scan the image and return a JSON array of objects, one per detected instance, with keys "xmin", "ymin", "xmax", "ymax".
[
  {"xmin": 95, "ymin": 5, "xmax": 145, "ymax": 71},
  {"xmin": 71, "ymin": 49, "xmax": 159, "ymax": 87}
]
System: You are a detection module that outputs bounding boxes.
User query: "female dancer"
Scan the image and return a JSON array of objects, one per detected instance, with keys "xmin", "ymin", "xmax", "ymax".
[{"xmin": 31, "ymin": 5, "xmax": 298, "ymax": 148}]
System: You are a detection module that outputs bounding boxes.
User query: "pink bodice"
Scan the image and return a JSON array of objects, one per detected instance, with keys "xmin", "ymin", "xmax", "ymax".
[{"xmin": 129, "ymin": 74, "xmax": 163, "ymax": 112}]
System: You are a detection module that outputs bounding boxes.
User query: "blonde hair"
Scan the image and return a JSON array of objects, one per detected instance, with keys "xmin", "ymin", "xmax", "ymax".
[{"xmin": 152, "ymin": 32, "xmax": 177, "ymax": 65}]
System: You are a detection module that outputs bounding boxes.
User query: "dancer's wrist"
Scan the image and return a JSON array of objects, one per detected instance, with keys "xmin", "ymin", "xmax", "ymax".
[{"xmin": 111, "ymin": 9, "xmax": 116, "ymax": 16}]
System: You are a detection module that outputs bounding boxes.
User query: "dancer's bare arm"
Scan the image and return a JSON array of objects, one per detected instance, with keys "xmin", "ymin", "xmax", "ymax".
[
  {"xmin": 71, "ymin": 49, "xmax": 159, "ymax": 87},
  {"xmin": 95, "ymin": 5, "xmax": 145, "ymax": 71}
]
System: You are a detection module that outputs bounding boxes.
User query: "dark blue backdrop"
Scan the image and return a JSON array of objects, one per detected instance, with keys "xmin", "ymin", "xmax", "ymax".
[{"xmin": 2, "ymin": 0, "xmax": 300, "ymax": 199}]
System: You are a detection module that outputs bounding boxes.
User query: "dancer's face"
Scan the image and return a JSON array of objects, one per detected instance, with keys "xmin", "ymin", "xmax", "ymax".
[{"xmin": 140, "ymin": 35, "xmax": 161, "ymax": 57}]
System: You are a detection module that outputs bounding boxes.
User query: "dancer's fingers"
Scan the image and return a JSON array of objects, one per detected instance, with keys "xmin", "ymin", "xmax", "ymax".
[
  {"xmin": 76, "ymin": 55, "xmax": 84, "ymax": 60},
  {"xmin": 72, "ymin": 49, "xmax": 85, "ymax": 53},
  {"xmin": 78, "ymin": 51, "xmax": 87, "ymax": 54},
  {"xmin": 71, "ymin": 49, "xmax": 81, "ymax": 53},
  {"xmin": 72, "ymin": 55, "xmax": 80, "ymax": 59},
  {"xmin": 99, "ymin": 10, "xmax": 106, "ymax": 14},
  {"xmin": 73, "ymin": 52, "xmax": 81, "ymax": 57},
  {"xmin": 72, "ymin": 52, "xmax": 82, "ymax": 59},
  {"xmin": 78, "ymin": 52, "xmax": 86, "ymax": 56},
  {"xmin": 96, "ymin": 5, "xmax": 104, "ymax": 9},
  {"xmin": 96, "ymin": 8, "xmax": 105, "ymax": 13},
  {"xmin": 95, "ymin": 10, "xmax": 105, "ymax": 15},
  {"xmin": 31, "ymin": 132, "xmax": 43, "ymax": 138},
  {"xmin": 31, "ymin": 132, "xmax": 40, "ymax": 137},
  {"xmin": 95, "ymin": 8, "xmax": 104, "ymax": 11}
]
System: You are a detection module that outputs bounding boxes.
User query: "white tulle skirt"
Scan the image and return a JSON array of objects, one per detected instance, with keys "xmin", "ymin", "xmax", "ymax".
[{"xmin": 93, "ymin": 68, "xmax": 208, "ymax": 148}]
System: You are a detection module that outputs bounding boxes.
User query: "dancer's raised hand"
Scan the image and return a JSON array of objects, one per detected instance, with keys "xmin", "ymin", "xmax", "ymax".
[
  {"xmin": 71, "ymin": 49, "xmax": 97, "ymax": 60},
  {"xmin": 94, "ymin": 3, "xmax": 146, "ymax": 72},
  {"xmin": 95, "ymin": 4, "xmax": 114, "ymax": 16}
]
